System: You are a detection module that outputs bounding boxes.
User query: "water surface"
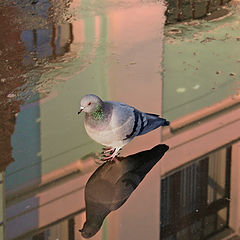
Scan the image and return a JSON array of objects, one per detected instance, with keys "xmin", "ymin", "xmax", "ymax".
[{"xmin": 0, "ymin": 0, "xmax": 239, "ymax": 239}]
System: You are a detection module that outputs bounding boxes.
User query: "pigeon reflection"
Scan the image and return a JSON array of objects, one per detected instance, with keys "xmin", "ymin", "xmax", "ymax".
[{"xmin": 79, "ymin": 144, "xmax": 169, "ymax": 238}]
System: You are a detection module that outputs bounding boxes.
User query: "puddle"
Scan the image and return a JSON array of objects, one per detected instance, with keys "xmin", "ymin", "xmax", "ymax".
[{"xmin": 0, "ymin": 0, "xmax": 239, "ymax": 239}]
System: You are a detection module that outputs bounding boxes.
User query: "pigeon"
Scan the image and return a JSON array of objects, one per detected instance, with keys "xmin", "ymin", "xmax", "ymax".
[
  {"xmin": 78, "ymin": 94, "xmax": 170, "ymax": 161},
  {"xmin": 79, "ymin": 144, "xmax": 169, "ymax": 238}
]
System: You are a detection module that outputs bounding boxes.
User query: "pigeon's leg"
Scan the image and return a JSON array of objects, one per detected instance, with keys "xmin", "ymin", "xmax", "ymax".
[
  {"xmin": 101, "ymin": 147, "xmax": 115, "ymax": 154},
  {"xmin": 101, "ymin": 147, "xmax": 121, "ymax": 161}
]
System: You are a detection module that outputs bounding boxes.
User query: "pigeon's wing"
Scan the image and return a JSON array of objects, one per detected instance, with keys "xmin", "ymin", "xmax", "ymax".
[
  {"xmin": 109, "ymin": 102, "xmax": 169, "ymax": 140},
  {"xmin": 86, "ymin": 101, "xmax": 170, "ymax": 147},
  {"xmin": 135, "ymin": 112, "xmax": 170, "ymax": 136},
  {"xmin": 107, "ymin": 102, "xmax": 137, "ymax": 140}
]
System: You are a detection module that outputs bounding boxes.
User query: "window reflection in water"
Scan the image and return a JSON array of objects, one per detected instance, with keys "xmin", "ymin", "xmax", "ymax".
[
  {"xmin": 32, "ymin": 217, "xmax": 75, "ymax": 240},
  {"xmin": 161, "ymin": 147, "xmax": 231, "ymax": 240},
  {"xmin": 21, "ymin": 24, "xmax": 73, "ymax": 66}
]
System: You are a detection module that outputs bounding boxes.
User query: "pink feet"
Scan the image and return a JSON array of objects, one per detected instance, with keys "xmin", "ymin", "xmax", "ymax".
[{"xmin": 100, "ymin": 147, "xmax": 121, "ymax": 162}]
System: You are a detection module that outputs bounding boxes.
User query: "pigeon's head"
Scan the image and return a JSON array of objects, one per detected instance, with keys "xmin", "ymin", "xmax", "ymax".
[
  {"xmin": 79, "ymin": 221, "xmax": 101, "ymax": 238},
  {"xmin": 78, "ymin": 94, "xmax": 103, "ymax": 114}
]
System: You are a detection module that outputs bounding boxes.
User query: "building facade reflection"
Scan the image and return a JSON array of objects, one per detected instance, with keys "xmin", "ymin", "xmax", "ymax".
[
  {"xmin": 160, "ymin": 2, "xmax": 240, "ymax": 238},
  {"xmin": 0, "ymin": 4, "xmax": 28, "ymax": 239},
  {"xmin": 3, "ymin": 1, "xmax": 167, "ymax": 239},
  {"xmin": 0, "ymin": 1, "xmax": 77, "ymax": 240}
]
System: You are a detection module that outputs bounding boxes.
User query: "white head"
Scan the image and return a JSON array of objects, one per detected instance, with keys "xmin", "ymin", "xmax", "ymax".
[{"xmin": 78, "ymin": 94, "xmax": 103, "ymax": 114}]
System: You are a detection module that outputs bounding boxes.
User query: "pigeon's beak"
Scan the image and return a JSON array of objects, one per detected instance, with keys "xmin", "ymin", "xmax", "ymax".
[{"xmin": 78, "ymin": 106, "xmax": 84, "ymax": 115}]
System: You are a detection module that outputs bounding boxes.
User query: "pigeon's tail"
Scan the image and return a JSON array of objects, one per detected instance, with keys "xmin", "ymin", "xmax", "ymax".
[
  {"xmin": 137, "ymin": 113, "xmax": 170, "ymax": 136},
  {"xmin": 147, "ymin": 113, "xmax": 170, "ymax": 126}
]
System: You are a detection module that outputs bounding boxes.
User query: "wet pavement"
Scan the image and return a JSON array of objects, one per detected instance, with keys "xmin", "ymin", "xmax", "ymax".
[{"xmin": 0, "ymin": 0, "xmax": 240, "ymax": 239}]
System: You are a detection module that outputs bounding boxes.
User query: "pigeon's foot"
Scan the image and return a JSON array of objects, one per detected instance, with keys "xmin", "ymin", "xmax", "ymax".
[
  {"xmin": 101, "ymin": 147, "xmax": 115, "ymax": 154},
  {"xmin": 100, "ymin": 147, "xmax": 121, "ymax": 162}
]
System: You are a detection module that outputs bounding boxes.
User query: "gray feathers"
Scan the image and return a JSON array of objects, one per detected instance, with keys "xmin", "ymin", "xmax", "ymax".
[
  {"xmin": 80, "ymin": 94, "xmax": 170, "ymax": 149},
  {"xmin": 137, "ymin": 112, "xmax": 170, "ymax": 136},
  {"xmin": 125, "ymin": 110, "xmax": 170, "ymax": 140}
]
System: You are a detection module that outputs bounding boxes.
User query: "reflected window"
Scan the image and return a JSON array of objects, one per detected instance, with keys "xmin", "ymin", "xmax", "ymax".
[
  {"xmin": 21, "ymin": 24, "xmax": 73, "ymax": 65},
  {"xmin": 160, "ymin": 146, "xmax": 231, "ymax": 240},
  {"xmin": 31, "ymin": 218, "xmax": 75, "ymax": 240}
]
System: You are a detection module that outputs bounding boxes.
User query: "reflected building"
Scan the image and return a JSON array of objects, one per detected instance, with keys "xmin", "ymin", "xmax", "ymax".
[
  {"xmin": 4, "ymin": 1, "xmax": 110, "ymax": 240},
  {"xmin": 160, "ymin": 102, "xmax": 240, "ymax": 240},
  {"xmin": 0, "ymin": 1, "xmax": 88, "ymax": 240},
  {"xmin": 3, "ymin": 1, "xmax": 167, "ymax": 240},
  {"xmin": 5, "ymin": 0, "xmax": 74, "ymax": 191},
  {"xmin": 160, "ymin": 3, "xmax": 240, "ymax": 238},
  {"xmin": 0, "ymin": 4, "xmax": 28, "ymax": 239}
]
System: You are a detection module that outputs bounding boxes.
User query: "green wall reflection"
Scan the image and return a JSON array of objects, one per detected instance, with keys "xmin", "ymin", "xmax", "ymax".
[
  {"xmin": 163, "ymin": 14, "xmax": 240, "ymax": 121},
  {"xmin": 7, "ymin": 14, "xmax": 109, "ymax": 190}
]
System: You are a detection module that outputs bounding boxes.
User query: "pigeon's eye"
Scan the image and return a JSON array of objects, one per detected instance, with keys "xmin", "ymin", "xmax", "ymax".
[{"xmin": 88, "ymin": 102, "xmax": 92, "ymax": 106}]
